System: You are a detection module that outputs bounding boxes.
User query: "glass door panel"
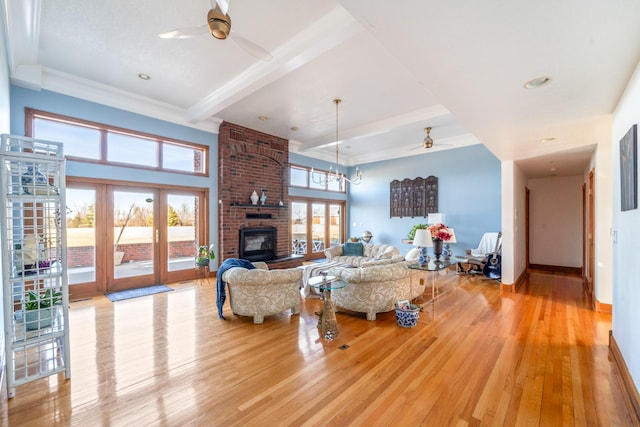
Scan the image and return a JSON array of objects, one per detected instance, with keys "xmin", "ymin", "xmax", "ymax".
[
  {"xmin": 66, "ymin": 188, "xmax": 96, "ymax": 285},
  {"xmin": 311, "ymin": 204, "xmax": 326, "ymax": 254},
  {"xmin": 167, "ymin": 194, "xmax": 198, "ymax": 272},
  {"xmin": 329, "ymin": 204, "xmax": 342, "ymax": 248},
  {"xmin": 113, "ymin": 190, "xmax": 155, "ymax": 280},
  {"xmin": 291, "ymin": 202, "xmax": 307, "ymax": 255}
]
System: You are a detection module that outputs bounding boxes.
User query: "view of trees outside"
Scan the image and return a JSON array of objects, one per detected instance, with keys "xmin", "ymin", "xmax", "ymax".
[{"xmin": 65, "ymin": 192, "xmax": 197, "ymax": 247}]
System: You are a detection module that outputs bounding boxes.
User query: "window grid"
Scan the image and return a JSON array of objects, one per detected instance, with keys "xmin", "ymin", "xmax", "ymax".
[
  {"xmin": 289, "ymin": 164, "xmax": 345, "ymax": 193},
  {"xmin": 26, "ymin": 109, "xmax": 208, "ymax": 177}
]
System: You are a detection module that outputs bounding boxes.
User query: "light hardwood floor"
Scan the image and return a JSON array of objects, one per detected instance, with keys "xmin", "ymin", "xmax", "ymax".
[{"xmin": 1, "ymin": 270, "xmax": 637, "ymax": 426}]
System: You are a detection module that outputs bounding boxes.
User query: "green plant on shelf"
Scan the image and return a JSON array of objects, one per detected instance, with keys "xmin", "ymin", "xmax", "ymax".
[{"xmin": 24, "ymin": 289, "xmax": 63, "ymax": 311}]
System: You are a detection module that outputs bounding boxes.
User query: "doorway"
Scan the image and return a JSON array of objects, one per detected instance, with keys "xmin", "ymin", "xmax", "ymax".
[{"xmin": 66, "ymin": 179, "xmax": 208, "ymax": 298}]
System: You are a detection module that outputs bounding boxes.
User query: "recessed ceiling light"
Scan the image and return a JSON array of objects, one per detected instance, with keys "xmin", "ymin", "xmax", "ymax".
[
  {"xmin": 539, "ymin": 137, "xmax": 556, "ymax": 143},
  {"xmin": 524, "ymin": 76, "xmax": 551, "ymax": 89},
  {"xmin": 138, "ymin": 73, "xmax": 151, "ymax": 80},
  {"xmin": 258, "ymin": 115, "xmax": 268, "ymax": 121},
  {"xmin": 549, "ymin": 167, "xmax": 557, "ymax": 172}
]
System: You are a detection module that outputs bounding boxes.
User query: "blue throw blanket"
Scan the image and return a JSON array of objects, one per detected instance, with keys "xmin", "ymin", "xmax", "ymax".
[{"xmin": 217, "ymin": 258, "xmax": 256, "ymax": 319}]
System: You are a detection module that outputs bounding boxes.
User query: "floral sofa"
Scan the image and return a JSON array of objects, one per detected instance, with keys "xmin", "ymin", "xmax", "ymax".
[
  {"xmin": 221, "ymin": 261, "xmax": 303, "ymax": 324},
  {"xmin": 324, "ymin": 243, "xmax": 402, "ymax": 267},
  {"xmin": 326, "ymin": 259, "xmax": 424, "ymax": 320}
]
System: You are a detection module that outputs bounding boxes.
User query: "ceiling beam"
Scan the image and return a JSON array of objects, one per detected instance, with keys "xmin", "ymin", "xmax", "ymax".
[{"xmin": 185, "ymin": 5, "xmax": 363, "ymax": 124}]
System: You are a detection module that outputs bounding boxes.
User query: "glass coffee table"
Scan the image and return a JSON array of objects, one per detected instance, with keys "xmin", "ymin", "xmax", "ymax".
[{"xmin": 308, "ymin": 272, "xmax": 349, "ymax": 341}]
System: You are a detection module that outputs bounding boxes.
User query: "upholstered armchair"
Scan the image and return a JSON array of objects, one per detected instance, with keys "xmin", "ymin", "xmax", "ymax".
[
  {"xmin": 327, "ymin": 261, "xmax": 423, "ymax": 320},
  {"xmin": 221, "ymin": 262, "xmax": 303, "ymax": 324}
]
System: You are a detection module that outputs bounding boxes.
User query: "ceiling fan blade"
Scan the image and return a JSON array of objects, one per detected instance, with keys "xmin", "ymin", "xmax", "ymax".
[
  {"xmin": 159, "ymin": 25, "xmax": 209, "ymax": 39},
  {"xmin": 230, "ymin": 32, "xmax": 273, "ymax": 61},
  {"xmin": 214, "ymin": 0, "xmax": 230, "ymax": 15}
]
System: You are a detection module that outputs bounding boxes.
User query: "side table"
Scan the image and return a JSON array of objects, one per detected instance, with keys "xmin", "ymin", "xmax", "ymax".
[
  {"xmin": 195, "ymin": 264, "xmax": 210, "ymax": 285},
  {"xmin": 408, "ymin": 259, "xmax": 457, "ymax": 306},
  {"xmin": 308, "ymin": 272, "xmax": 349, "ymax": 341}
]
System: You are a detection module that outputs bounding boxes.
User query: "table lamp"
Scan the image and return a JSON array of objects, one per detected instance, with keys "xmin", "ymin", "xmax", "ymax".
[
  {"xmin": 428, "ymin": 213, "xmax": 445, "ymax": 225},
  {"xmin": 443, "ymin": 227, "xmax": 457, "ymax": 260},
  {"xmin": 413, "ymin": 229, "xmax": 433, "ymax": 266}
]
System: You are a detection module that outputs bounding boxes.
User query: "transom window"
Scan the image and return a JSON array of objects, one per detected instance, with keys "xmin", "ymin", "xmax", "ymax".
[
  {"xmin": 290, "ymin": 164, "xmax": 345, "ymax": 193},
  {"xmin": 26, "ymin": 109, "xmax": 208, "ymax": 176}
]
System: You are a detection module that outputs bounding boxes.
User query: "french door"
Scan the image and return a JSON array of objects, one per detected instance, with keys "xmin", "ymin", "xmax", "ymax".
[
  {"xmin": 66, "ymin": 179, "xmax": 208, "ymax": 298},
  {"xmin": 291, "ymin": 198, "xmax": 345, "ymax": 260}
]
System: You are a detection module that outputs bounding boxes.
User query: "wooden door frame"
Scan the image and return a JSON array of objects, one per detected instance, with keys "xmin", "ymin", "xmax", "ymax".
[
  {"xmin": 587, "ymin": 169, "xmax": 595, "ymax": 305},
  {"xmin": 66, "ymin": 177, "xmax": 208, "ymax": 298},
  {"xmin": 525, "ymin": 187, "xmax": 530, "ymax": 270}
]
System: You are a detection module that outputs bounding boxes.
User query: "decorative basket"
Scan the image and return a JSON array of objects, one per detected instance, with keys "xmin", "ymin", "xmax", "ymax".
[{"xmin": 395, "ymin": 303, "xmax": 420, "ymax": 328}]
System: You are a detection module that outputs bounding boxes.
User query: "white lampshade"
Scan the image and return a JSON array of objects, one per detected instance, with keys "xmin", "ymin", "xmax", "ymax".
[
  {"xmin": 428, "ymin": 213, "xmax": 445, "ymax": 224},
  {"xmin": 447, "ymin": 228, "xmax": 457, "ymax": 243},
  {"xmin": 413, "ymin": 229, "xmax": 433, "ymax": 247}
]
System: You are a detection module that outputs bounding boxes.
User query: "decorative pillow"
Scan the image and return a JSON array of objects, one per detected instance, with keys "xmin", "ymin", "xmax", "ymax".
[
  {"xmin": 405, "ymin": 248, "xmax": 420, "ymax": 261},
  {"xmin": 343, "ymin": 242, "xmax": 364, "ymax": 256}
]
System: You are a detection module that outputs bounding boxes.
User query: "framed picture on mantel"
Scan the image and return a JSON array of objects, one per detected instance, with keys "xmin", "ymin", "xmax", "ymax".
[{"xmin": 620, "ymin": 124, "xmax": 637, "ymax": 211}]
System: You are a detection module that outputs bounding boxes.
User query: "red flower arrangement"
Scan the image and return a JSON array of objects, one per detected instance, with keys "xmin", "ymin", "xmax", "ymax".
[{"xmin": 427, "ymin": 223, "xmax": 453, "ymax": 241}]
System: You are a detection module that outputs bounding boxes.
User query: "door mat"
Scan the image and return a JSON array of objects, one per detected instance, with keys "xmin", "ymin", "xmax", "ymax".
[{"xmin": 105, "ymin": 285, "xmax": 173, "ymax": 302}]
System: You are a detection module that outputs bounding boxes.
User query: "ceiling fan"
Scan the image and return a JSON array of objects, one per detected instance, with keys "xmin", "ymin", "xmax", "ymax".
[
  {"xmin": 410, "ymin": 127, "xmax": 452, "ymax": 151},
  {"xmin": 159, "ymin": 0, "xmax": 273, "ymax": 61}
]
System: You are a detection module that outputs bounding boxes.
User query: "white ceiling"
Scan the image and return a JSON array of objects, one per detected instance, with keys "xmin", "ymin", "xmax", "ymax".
[{"xmin": 4, "ymin": 0, "xmax": 640, "ymax": 178}]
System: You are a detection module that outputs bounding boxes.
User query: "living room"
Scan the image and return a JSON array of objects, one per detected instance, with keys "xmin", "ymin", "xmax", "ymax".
[{"xmin": 1, "ymin": 0, "xmax": 639, "ymax": 424}]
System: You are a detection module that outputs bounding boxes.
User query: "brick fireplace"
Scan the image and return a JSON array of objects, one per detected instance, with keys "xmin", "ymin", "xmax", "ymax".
[{"xmin": 218, "ymin": 122, "xmax": 294, "ymax": 266}]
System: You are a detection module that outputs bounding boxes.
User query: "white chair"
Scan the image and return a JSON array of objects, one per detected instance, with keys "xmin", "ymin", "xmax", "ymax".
[{"xmin": 458, "ymin": 232, "xmax": 501, "ymax": 274}]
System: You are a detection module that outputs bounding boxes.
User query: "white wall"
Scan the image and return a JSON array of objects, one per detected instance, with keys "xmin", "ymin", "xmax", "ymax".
[
  {"xmin": 500, "ymin": 160, "xmax": 527, "ymax": 285},
  {"xmin": 611, "ymin": 60, "xmax": 640, "ymax": 393},
  {"xmin": 528, "ymin": 176, "xmax": 583, "ymax": 267}
]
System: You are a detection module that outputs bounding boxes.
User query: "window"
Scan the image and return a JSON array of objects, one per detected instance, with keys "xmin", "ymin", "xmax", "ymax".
[
  {"xmin": 107, "ymin": 132, "xmax": 157, "ymax": 167},
  {"xmin": 27, "ymin": 109, "xmax": 208, "ymax": 176},
  {"xmin": 290, "ymin": 164, "xmax": 345, "ymax": 193},
  {"xmin": 290, "ymin": 198, "xmax": 345, "ymax": 260}
]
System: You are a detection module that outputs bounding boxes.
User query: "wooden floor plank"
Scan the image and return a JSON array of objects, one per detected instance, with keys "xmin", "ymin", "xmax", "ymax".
[{"xmin": 0, "ymin": 271, "xmax": 636, "ymax": 426}]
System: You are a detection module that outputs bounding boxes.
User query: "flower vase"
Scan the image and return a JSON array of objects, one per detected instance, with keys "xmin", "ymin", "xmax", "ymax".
[
  {"xmin": 443, "ymin": 242, "xmax": 451, "ymax": 260},
  {"xmin": 250, "ymin": 190, "xmax": 259, "ymax": 205},
  {"xmin": 417, "ymin": 247, "xmax": 429, "ymax": 266},
  {"xmin": 432, "ymin": 239, "xmax": 443, "ymax": 261}
]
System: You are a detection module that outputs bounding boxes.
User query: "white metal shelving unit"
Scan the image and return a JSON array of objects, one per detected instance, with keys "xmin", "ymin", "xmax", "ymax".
[{"xmin": 0, "ymin": 134, "xmax": 70, "ymax": 398}]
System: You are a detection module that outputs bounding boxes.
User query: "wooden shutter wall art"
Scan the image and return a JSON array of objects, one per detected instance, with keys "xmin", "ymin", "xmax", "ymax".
[{"xmin": 390, "ymin": 176, "xmax": 438, "ymax": 218}]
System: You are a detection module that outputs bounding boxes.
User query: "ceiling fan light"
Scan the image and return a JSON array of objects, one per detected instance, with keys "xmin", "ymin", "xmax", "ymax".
[
  {"xmin": 423, "ymin": 127, "xmax": 433, "ymax": 149},
  {"xmin": 208, "ymin": 8, "xmax": 231, "ymax": 39}
]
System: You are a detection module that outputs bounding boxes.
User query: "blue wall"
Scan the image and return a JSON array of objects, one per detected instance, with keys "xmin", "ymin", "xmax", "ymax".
[{"xmin": 289, "ymin": 145, "xmax": 502, "ymax": 257}]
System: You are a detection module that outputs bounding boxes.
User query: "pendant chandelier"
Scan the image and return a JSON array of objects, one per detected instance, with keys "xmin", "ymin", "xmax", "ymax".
[{"xmin": 311, "ymin": 99, "xmax": 363, "ymax": 189}]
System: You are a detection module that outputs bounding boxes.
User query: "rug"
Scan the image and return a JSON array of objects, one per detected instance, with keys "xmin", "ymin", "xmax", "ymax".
[{"xmin": 105, "ymin": 285, "xmax": 173, "ymax": 302}]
